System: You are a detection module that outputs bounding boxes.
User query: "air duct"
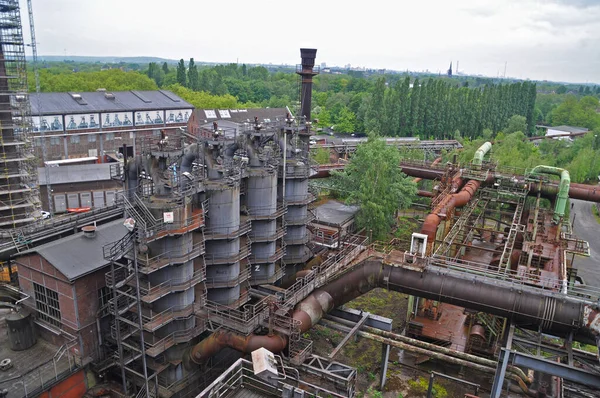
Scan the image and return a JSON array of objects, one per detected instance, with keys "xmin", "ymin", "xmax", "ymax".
[
  {"xmin": 473, "ymin": 141, "xmax": 492, "ymax": 166},
  {"xmin": 529, "ymin": 165, "xmax": 570, "ymax": 224}
]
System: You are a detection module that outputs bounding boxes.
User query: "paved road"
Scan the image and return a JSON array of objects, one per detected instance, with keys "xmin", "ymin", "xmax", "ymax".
[{"xmin": 571, "ymin": 199, "xmax": 600, "ymax": 289}]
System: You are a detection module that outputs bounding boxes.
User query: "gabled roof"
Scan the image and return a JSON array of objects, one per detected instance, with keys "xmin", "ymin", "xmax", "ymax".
[
  {"xmin": 192, "ymin": 107, "xmax": 290, "ymax": 125},
  {"xmin": 30, "ymin": 90, "xmax": 193, "ymax": 115},
  {"xmin": 20, "ymin": 219, "xmax": 128, "ymax": 282}
]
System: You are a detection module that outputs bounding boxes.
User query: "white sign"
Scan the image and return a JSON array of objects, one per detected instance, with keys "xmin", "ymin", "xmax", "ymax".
[
  {"xmin": 163, "ymin": 212, "xmax": 174, "ymax": 224},
  {"xmin": 65, "ymin": 113, "xmax": 100, "ymax": 130},
  {"xmin": 102, "ymin": 111, "xmax": 134, "ymax": 128},
  {"xmin": 32, "ymin": 115, "xmax": 63, "ymax": 132},
  {"xmin": 165, "ymin": 109, "xmax": 192, "ymax": 124},
  {"xmin": 135, "ymin": 110, "xmax": 165, "ymax": 126}
]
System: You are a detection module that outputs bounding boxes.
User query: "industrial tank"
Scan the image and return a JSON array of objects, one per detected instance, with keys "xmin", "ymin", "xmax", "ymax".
[{"xmin": 6, "ymin": 309, "xmax": 36, "ymax": 351}]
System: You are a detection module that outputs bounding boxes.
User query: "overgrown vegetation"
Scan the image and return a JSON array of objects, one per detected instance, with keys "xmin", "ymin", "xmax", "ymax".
[
  {"xmin": 331, "ymin": 134, "xmax": 417, "ymax": 239},
  {"xmin": 454, "ymin": 131, "xmax": 600, "ymax": 183},
  {"xmin": 407, "ymin": 377, "xmax": 448, "ymax": 398}
]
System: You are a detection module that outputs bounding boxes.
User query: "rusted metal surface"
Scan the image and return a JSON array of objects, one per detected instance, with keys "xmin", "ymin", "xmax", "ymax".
[{"xmin": 411, "ymin": 302, "xmax": 469, "ymax": 352}]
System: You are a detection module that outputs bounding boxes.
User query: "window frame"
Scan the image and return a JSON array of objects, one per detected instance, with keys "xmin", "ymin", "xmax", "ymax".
[{"xmin": 33, "ymin": 282, "xmax": 61, "ymax": 327}]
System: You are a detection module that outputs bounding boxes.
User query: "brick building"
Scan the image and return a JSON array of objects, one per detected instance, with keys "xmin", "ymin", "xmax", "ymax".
[
  {"xmin": 31, "ymin": 90, "xmax": 193, "ymax": 164},
  {"xmin": 30, "ymin": 90, "xmax": 193, "ymax": 213},
  {"xmin": 15, "ymin": 220, "xmax": 127, "ymax": 363}
]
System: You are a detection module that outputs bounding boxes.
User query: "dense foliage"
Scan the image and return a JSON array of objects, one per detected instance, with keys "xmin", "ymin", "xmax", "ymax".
[
  {"xmin": 362, "ymin": 77, "xmax": 537, "ymax": 139},
  {"xmin": 331, "ymin": 134, "xmax": 417, "ymax": 239},
  {"xmin": 455, "ymin": 132, "xmax": 600, "ymax": 183}
]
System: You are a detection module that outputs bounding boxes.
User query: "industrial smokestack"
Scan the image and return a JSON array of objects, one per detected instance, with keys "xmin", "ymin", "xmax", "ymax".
[{"xmin": 297, "ymin": 48, "xmax": 318, "ymax": 121}]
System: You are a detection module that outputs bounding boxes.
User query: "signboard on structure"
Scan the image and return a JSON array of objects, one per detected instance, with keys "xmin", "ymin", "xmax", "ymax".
[
  {"xmin": 65, "ymin": 113, "xmax": 100, "ymax": 130},
  {"xmin": 135, "ymin": 110, "xmax": 165, "ymax": 126},
  {"xmin": 163, "ymin": 212, "xmax": 174, "ymax": 224},
  {"xmin": 165, "ymin": 109, "xmax": 192, "ymax": 124},
  {"xmin": 32, "ymin": 115, "xmax": 64, "ymax": 132},
  {"xmin": 101, "ymin": 112, "xmax": 134, "ymax": 128}
]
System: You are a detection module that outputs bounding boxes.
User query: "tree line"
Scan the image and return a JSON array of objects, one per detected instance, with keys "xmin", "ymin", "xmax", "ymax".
[{"xmin": 361, "ymin": 77, "xmax": 537, "ymax": 139}]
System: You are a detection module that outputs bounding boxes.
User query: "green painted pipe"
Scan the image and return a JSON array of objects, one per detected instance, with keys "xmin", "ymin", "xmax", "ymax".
[
  {"xmin": 473, "ymin": 141, "xmax": 492, "ymax": 166},
  {"xmin": 530, "ymin": 165, "xmax": 570, "ymax": 223}
]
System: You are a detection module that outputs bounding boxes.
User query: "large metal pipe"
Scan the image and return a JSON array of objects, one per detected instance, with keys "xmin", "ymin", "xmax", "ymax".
[
  {"xmin": 183, "ymin": 258, "xmax": 600, "ymax": 368},
  {"xmin": 421, "ymin": 179, "xmax": 481, "ymax": 254},
  {"xmin": 413, "ymin": 157, "xmax": 442, "ymax": 184},
  {"xmin": 473, "ymin": 142, "xmax": 492, "ymax": 166},
  {"xmin": 529, "ymin": 165, "xmax": 570, "ymax": 223},
  {"xmin": 319, "ymin": 318, "xmax": 532, "ymax": 385}
]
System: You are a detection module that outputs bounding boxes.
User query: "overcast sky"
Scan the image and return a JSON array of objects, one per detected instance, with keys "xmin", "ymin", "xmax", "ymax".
[{"xmin": 20, "ymin": 0, "xmax": 600, "ymax": 84}]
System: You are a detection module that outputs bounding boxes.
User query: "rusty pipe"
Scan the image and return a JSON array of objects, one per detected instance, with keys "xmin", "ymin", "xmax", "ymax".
[
  {"xmin": 421, "ymin": 180, "xmax": 482, "ymax": 253},
  {"xmin": 321, "ymin": 319, "xmax": 533, "ymax": 384},
  {"xmin": 414, "ymin": 157, "xmax": 442, "ymax": 184},
  {"xmin": 184, "ymin": 259, "xmax": 600, "ymax": 367}
]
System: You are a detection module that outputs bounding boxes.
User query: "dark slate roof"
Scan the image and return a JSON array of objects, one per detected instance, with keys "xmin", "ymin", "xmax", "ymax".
[
  {"xmin": 24, "ymin": 219, "xmax": 128, "ymax": 281},
  {"xmin": 193, "ymin": 107, "xmax": 290, "ymax": 125},
  {"xmin": 314, "ymin": 200, "xmax": 359, "ymax": 226},
  {"xmin": 30, "ymin": 90, "xmax": 193, "ymax": 115}
]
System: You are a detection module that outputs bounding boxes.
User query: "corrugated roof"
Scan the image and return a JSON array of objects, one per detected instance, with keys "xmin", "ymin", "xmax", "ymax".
[
  {"xmin": 24, "ymin": 219, "xmax": 128, "ymax": 281},
  {"xmin": 193, "ymin": 108, "xmax": 290, "ymax": 125},
  {"xmin": 548, "ymin": 125, "xmax": 589, "ymax": 134},
  {"xmin": 30, "ymin": 90, "xmax": 193, "ymax": 115}
]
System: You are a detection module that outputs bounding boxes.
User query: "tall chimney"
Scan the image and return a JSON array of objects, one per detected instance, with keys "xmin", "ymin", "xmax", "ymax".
[{"xmin": 296, "ymin": 48, "xmax": 318, "ymax": 121}]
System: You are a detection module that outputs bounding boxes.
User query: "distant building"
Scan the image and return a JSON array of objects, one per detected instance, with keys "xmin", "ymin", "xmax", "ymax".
[
  {"xmin": 545, "ymin": 125, "xmax": 589, "ymax": 141},
  {"xmin": 30, "ymin": 90, "xmax": 193, "ymax": 164},
  {"xmin": 447, "ymin": 62, "xmax": 453, "ymax": 77},
  {"xmin": 15, "ymin": 220, "xmax": 127, "ymax": 363},
  {"xmin": 187, "ymin": 107, "xmax": 291, "ymax": 135},
  {"xmin": 30, "ymin": 90, "xmax": 193, "ymax": 212}
]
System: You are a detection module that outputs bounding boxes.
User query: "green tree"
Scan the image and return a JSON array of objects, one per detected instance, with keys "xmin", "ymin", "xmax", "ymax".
[
  {"xmin": 334, "ymin": 106, "xmax": 357, "ymax": 133},
  {"xmin": 332, "ymin": 134, "xmax": 417, "ymax": 239},
  {"xmin": 311, "ymin": 146, "xmax": 330, "ymax": 164},
  {"xmin": 504, "ymin": 114, "xmax": 527, "ymax": 134},
  {"xmin": 188, "ymin": 58, "xmax": 199, "ymax": 90},
  {"xmin": 364, "ymin": 78, "xmax": 386, "ymax": 134},
  {"xmin": 176, "ymin": 59, "xmax": 187, "ymax": 87},
  {"xmin": 162, "ymin": 62, "xmax": 169, "ymax": 74}
]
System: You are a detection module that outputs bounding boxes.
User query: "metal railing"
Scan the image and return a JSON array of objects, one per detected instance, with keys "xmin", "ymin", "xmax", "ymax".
[
  {"xmin": 136, "ymin": 241, "xmax": 205, "ymax": 273},
  {"xmin": 138, "ymin": 269, "xmax": 206, "ymax": 302},
  {"xmin": 204, "ymin": 241, "xmax": 251, "ymax": 265},
  {"xmin": 145, "ymin": 324, "xmax": 205, "ymax": 357},
  {"xmin": 249, "ymin": 224, "xmax": 286, "ymax": 242},
  {"xmin": 205, "ymin": 265, "xmax": 251, "ymax": 289},
  {"xmin": 427, "ymin": 254, "xmax": 600, "ymax": 303},
  {"xmin": 204, "ymin": 295, "xmax": 273, "ymax": 335},
  {"xmin": 246, "ymin": 202, "xmax": 287, "ymax": 220},
  {"xmin": 249, "ymin": 246, "xmax": 286, "ymax": 264},
  {"xmin": 203, "ymin": 220, "xmax": 251, "ymax": 240}
]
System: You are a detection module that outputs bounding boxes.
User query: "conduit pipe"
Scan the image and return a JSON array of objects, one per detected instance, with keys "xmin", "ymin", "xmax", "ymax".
[
  {"xmin": 184, "ymin": 259, "xmax": 600, "ymax": 368},
  {"xmin": 319, "ymin": 318, "xmax": 533, "ymax": 390},
  {"xmin": 472, "ymin": 141, "xmax": 492, "ymax": 166},
  {"xmin": 420, "ymin": 179, "xmax": 481, "ymax": 254},
  {"xmin": 529, "ymin": 166, "xmax": 570, "ymax": 224},
  {"xmin": 320, "ymin": 317, "xmax": 531, "ymax": 384},
  {"xmin": 413, "ymin": 157, "xmax": 442, "ymax": 184}
]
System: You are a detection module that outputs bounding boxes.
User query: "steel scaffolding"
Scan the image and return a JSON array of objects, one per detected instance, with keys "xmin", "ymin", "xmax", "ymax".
[{"xmin": 0, "ymin": 0, "xmax": 39, "ymax": 228}]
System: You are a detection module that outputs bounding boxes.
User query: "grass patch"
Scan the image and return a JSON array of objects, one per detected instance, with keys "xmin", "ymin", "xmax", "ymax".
[
  {"xmin": 408, "ymin": 377, "xmax": 448, "ymax": 398},
  {"xmin": 592, "ymin": 204, "xmax": 600, "ymax": 224}
]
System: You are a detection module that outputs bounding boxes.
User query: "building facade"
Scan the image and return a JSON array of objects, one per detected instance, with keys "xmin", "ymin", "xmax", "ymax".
[
  {"xmin": 15, "ymin": 220, "xmax": 127, "ymax": 363},
  {"xmin": 30, "ymin": 90, "xmax": 193, "ymax": 164}
]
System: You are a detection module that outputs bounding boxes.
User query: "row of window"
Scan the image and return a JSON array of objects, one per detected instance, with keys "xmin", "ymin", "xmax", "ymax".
[
  {"xmin": 33, "ymin": 282, "xmax": 111, "ymax": 328},
  {"xmin": 34, "ymin": 133, "xmax": 116, "ymax": 146}
]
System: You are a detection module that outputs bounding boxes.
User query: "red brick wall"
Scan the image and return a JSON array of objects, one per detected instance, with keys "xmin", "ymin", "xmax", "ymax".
[{"xmin": 16, "ymin": 254, "xmax": 109, "ymax": 360}]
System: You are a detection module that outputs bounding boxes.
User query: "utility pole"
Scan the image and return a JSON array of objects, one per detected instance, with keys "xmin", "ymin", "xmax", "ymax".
[{"xmin": 27, "ymin": 0, "xmax": 52, "ymax": 215}]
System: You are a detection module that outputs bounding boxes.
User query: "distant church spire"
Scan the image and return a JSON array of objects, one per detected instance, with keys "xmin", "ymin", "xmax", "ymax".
[{"xmin": 447, "ymin": 62, "xmax": 453, "ymax": 77}]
